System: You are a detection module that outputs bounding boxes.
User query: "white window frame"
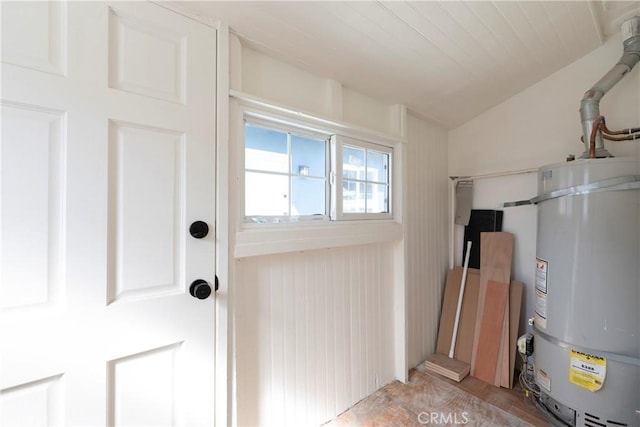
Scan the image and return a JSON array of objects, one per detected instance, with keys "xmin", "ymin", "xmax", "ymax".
[
  {"xmin": 231, "ymin": 91, "xmax": 405, "ymax": 258},
  {"xmin": 243, "ymin": 116, "xmax": 331, "ymax": 224},
  {"xmin": 331, "ymin": 135, "xmax": 393, "ymax": 221}
]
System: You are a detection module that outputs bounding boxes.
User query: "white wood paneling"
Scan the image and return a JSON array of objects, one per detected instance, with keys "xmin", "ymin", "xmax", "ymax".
[
  {"xmin": 491, "ymin": 2, "xmax": 561, "ymax": 77},
  {"xmin": 235, "ymin": 244, "xmax": 395, "ymax": 426},
  {"xmin": 390, "ymin": 2, "xmax": 489, "ymax": 77},
  {"xmin": 182, "ymin": 1, "xmax": 637, "ymax": 127},
  {"xmin": 405, "ymin": 114, "xmax": 449, "ymax": 369},
  {"xmin": 541, "ymin": 1, "xmax": 600, "ymax": 58}
]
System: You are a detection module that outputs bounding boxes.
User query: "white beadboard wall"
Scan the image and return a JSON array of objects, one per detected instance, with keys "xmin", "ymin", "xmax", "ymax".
[
  {"xmin": 229, "ymin": 36, "xmax": 450, "ymax": 426},
  {"xmin": 405, "ymin": 113, "xmax": 450, "ymax": 369},
  {"xmin": 235, "ymin": 244, "xmax": 394, "ymax": 426}
]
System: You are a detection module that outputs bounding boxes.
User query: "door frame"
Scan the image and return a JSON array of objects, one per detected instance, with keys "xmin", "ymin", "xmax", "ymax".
[{"xmin": 214, "ymin": 19, "xmax": 232, "ymax": 427}]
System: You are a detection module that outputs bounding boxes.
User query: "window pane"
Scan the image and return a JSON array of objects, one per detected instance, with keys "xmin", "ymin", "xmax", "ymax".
[
  {"xmin": 343, "ymin": 146, "xmax": 365, "ymax": 180},
  {"xmin": 291, "ymin": 177, "xmax": 326, "ymax": 216},
  {"xmin": 343, "ymin": 180, "xmax": 365, "ymax": 213},
  {"xmin": 367, "ymin": 183, "xmax": 389, "ymax": 213},
  {"xmin": 291, "ymin": 135, "xmax": 325, "ymax": 178},
  {"xmin": 245, "ymin": 172, "xmax": 289, "ymax": 216},
  {"xmin": 367, "ymin": 150, "xmax": 389, "ymax": 184},
  {"xmin": 245, "ymin": 124, "xmax": 288, "ymax": 173}
]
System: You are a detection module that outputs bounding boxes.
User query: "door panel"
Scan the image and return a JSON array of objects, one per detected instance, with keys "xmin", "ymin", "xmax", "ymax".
[
  {"xmin": 107, "ymin": 343, "xmax": 182, "ymax": 426},
  {"xmin": 0, "ymin": 375, "xmax": 64, "ymax": 427},
  {"xmin": 107, "ymin": 121, "xmax": 185, "ymax": 303},
  {"xmin": 1, "ymin": 104, "xmax": 65, "ymax": 312},
  {"xmin": 109, "ymin": 7, "xmax": 186, "ymax": 104},
  {"xmin": 0, "ymin": 1, "xmax": 66, "ymax": 76},
  {"xmin": 0, "ymin": 2, "xmax": 216, "ymax": 425}
]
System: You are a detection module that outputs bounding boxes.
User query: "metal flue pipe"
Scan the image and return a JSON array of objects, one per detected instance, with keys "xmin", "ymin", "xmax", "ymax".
[{"xmin": 580, "ymin": 16, "xmax": 640, "ymax": 158}]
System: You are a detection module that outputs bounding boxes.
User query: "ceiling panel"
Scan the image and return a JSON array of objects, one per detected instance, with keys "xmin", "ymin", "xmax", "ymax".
[
  {"xmin": 182, "ymin": 1, "xmax": 640, "ymax": 128},
  {"xmin": 491, "ymin": 2, "xmax": 557, "ymax": 72}
]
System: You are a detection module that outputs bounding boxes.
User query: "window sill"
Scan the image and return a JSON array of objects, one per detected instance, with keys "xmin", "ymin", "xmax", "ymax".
[{"xmin": 234, "ymin": 221, "xmax": 403, "ymax": 258}]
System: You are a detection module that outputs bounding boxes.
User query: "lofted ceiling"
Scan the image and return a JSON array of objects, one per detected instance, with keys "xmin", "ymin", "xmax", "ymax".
[{"xmin": 182, "ymin": 1, "xmax": 640, "ymax": 128}]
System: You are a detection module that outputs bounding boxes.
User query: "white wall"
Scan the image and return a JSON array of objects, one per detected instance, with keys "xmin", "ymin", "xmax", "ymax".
[
  {"xmin": 405, "ymin": 113, "xmax": 449, "ymax": 368},
  {"xmin": 240, "ymin": 46, "xmax": 339, "ymax": 121},
  {"xmin": 448, "ymin": 32, "xmax": 640, "ymax": 336},
  {"xmin": 235, "ymin": 41, "xmax": 401, "ymax": 136},
  {"xmin": 229, "ymin": 35, "xmax": 450, "ymax": 426},
  {"xmin": 235, "ymin": 244, "xmax": 394, "ymax": 427}
]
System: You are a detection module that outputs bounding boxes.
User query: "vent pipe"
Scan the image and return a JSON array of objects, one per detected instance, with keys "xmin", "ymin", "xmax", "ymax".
[{"xmin": 579, "ymin": 16, "xmax": 640, "ymax": 158}]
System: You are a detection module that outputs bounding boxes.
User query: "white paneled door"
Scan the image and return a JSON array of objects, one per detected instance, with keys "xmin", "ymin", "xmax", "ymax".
[{"xmin": 0, "ymin": 2, "xmax": 217, "ymax": 425}]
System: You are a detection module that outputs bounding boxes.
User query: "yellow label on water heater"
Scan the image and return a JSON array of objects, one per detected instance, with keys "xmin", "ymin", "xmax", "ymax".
[{"xmin": 569, "ymin": 350, "xmax": 606, "ymax": 392}]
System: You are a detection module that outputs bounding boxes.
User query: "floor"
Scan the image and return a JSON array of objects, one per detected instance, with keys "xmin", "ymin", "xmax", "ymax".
[{"xmin": 325, "ymin": 364, "xmax": 550, "ymax": 426}]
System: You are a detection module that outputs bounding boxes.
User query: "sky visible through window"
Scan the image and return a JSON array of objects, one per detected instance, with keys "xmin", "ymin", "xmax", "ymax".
[{"xmin": 245, "ymin": 124, "xmax": 326, "ymax": 217}]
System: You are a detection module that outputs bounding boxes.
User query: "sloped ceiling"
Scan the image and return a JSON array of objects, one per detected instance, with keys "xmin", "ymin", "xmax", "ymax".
[{"xmin": 182, "ymin": 1, "xmax": 640, "ymax": 128}]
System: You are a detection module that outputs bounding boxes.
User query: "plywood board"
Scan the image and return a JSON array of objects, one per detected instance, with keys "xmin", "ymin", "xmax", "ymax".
[
  {"xmin": 435, "ymin": 267, "xmax": 480, "ymax": 359},
  {"xmin": 452, "ymin": 271, "xmax": 480, "ymax": 364},
  {"xmin": 509, "ymin": 280, "xmax": 524, "ymax": 388},
  {"xmin": 494, "ymin": 279, "xmax": 525, "ymax": 388},
  {"xmin": 496, "ymin": 288, "xmax": 510, "ymax": 387},
  {"xmin": 423, "ymin": 353, "xmax": 470, "ymax": 382},
  {"xmin": 471, "ymin": 232, "xmax": 514, "ymax": 382},
  {"xmin": 472, "ymin": 280, "xmax": 509, "ymax": 384}
]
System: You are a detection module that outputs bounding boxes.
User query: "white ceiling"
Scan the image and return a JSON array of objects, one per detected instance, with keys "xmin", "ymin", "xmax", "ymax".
[{"xmin": 182, "ymin": 1, "xmax": 640, "ymax": 128}]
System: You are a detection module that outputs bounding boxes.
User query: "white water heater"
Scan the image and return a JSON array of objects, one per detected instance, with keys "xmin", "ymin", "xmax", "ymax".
[
  {"xmin": 531, "ymin": 15, "xmax": 640, "ymax": 426},
  {"xmin": 533, "ymin": 158, "xmax": 640, "ymax": 426}
]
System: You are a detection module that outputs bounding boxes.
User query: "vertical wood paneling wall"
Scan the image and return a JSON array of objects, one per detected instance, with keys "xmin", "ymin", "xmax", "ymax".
[
  {"xmin": 405, "ymin": 114, "xmax": 450, "ymax": 369},
  {"xmin": 235, "ymin": 244, "xmax": 394, "ymax": 427}
]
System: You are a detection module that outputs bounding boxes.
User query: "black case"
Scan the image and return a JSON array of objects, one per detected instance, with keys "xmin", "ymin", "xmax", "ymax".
[{"xmin": 463, "ymin": 209, "xmax": 503, "ymax": 269}]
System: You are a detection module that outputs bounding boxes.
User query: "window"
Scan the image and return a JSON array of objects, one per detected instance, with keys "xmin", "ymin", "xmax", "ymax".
[
  {"xmin": 244, "ymin": 121, "xmax": 329, "ymax": 222},
  {"xmin": 243, "ymin": 117, "xmax": 394, "ymax": 224},
  {"xmin": 233, "ymin": 93, "xmax": 404, "ymax": 256},
  {"xmin": 333, "ymin": 137, "xmax": 392, "ymax": 220}
]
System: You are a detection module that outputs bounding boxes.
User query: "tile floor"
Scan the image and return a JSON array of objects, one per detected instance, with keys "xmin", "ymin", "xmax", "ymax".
[{"xmin": 325, "ymin": 365, "xmax": 550, "ymax": 426}]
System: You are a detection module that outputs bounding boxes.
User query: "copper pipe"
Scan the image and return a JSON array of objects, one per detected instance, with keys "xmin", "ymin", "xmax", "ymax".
[
  {"xmin": 589, "ymin": 116, "xmax": 605, "ymax": 158},
  {"xmin": 581, "ymin": 131, "xmax": 640, "ymax": 142},
  {"xmin": 598, "ymin": 116, "xmax": 640, "ymax": 140},
  {"xmin": 603, "ymin": 133, "xmax": 640, "ymax": 141},
  {"xmin": 600, "ymin": 121, "xmax": 640, "ymax": 135}
]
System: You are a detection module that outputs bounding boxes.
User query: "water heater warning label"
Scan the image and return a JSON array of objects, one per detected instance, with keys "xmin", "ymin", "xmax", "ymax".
[
  {"xmin": 534, "ymin": 291, "xmax": 547, "ymax": 329},
  {"xmin": 569, "ymin": 350, "xmax": 606, "ymax": 392},
  {"xmin": 535, "ymin": 258, "xmax": 548, "ymax": 293},
  {"xmin": 534, "ymin": 258, "xmax": 548, "ymax": 329}
]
